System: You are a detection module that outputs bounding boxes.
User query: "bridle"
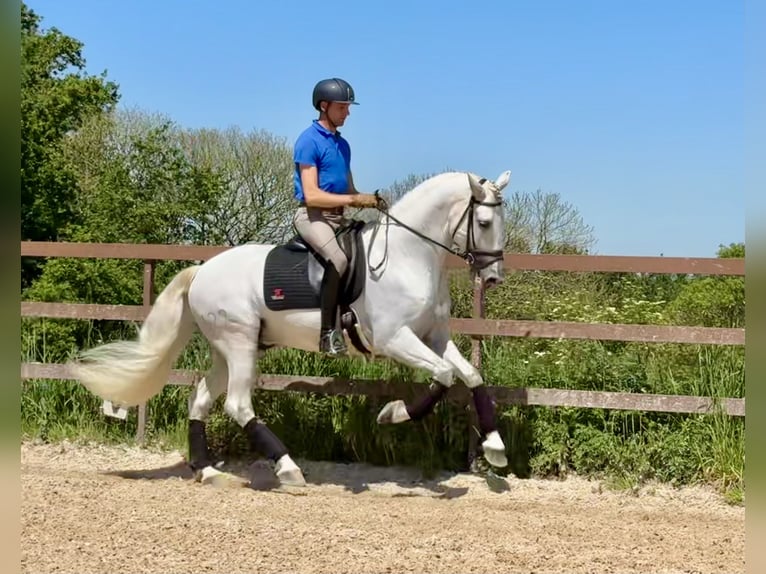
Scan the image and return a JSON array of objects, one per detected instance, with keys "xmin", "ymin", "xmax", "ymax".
[
  {"xmin": 369, "ymin": 178, "xmax": 504, "ymax": 272},
  {"xmin": 451, "ymin": 193, "xmax": 505, "ymax": 270}
]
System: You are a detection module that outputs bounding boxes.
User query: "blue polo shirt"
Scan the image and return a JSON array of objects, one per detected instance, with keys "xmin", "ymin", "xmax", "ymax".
[{"xmin": 293, "ymin": 120, "xmax": 352, "ymax": 202}]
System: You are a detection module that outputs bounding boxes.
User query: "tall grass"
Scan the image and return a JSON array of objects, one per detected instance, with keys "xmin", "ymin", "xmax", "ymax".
[{"xmin": 21, "ymin": 316, "xmax": 745, "ymax": 501}]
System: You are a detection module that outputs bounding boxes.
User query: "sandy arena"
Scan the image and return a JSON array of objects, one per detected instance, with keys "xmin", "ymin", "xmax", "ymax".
[{"xmin": 21, "ymin": 440, "xmax": 744, "ymax": 574}]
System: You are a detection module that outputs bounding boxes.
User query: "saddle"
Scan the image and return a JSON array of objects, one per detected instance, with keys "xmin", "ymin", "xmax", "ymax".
[{"xmin": 262, "ymin": 219, "xmax": 370, "ymax": 353}]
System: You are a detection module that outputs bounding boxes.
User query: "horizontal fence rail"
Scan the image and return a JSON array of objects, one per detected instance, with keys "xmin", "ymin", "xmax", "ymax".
[
  {"xmin": 451, "ymin": 318, "xmax": 745, "ymax": 345},
  {"xmin": 21, "ymin": 302, "xmax": 746, "ymax": 346},
  {"xmin": 21, "ymin": 241, "xmax": 745, "ymax": 275},
  {"xmin": 20, "ymin": 241, "xmax": 746, "ymax": 441},
  {"xmin": 20, "ymin": 363, "xmax": 744, "ymax": 417}
]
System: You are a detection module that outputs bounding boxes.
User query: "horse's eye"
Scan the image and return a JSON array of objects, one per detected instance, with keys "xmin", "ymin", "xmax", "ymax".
[{"xmin": 478, "ymin": 220, "xmax": 491, "ymax": 229}]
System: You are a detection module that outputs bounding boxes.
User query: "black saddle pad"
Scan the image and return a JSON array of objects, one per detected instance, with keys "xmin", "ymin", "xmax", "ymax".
[
  {"xmin": 263, "ymin": 222, "xmax": 368, "ymax": 312},
  {"xmin": 263, "ymin": 245, "xmax": 319, "ymax": 311},
  {"xmin": 263, "ymin": 247, "xmax": 320, "ymax": 311}
]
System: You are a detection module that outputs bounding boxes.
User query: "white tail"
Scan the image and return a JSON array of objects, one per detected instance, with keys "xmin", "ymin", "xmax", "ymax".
[{"xmin": 69, "ymin": 265, "xmax": 201, "ymax": 407}]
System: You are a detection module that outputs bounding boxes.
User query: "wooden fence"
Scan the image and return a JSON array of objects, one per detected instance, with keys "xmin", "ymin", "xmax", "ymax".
[{"xmin": 20, "ymin": 241, "xmax": 746, "ymax": 442}]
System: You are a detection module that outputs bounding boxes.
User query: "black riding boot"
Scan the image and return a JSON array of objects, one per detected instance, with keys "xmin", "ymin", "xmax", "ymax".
[{"xmin": 319, "ymin": 263, "xmax": 347, "ymax": 356}]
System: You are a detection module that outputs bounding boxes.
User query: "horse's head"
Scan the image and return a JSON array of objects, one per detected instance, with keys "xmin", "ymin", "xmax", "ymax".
[{"xmin": 455, "ymin": 170, "xmax": 511, "ymax": 288}]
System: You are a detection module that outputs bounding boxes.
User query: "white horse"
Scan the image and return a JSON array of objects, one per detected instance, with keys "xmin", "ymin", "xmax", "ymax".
[{"xmin": 70, "ymin": 169, "xmax": 512, "ymax": 487}]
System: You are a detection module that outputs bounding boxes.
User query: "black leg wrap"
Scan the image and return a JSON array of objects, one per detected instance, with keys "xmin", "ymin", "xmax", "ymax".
[
  {"xmin": 244, "ymin": 418, "xmax": 288, "ymax": 461},
  {"xmin": 472, "ymin": 385, "xmax": 497, "ymax": 435},
  {"xmin": 406, "ymin": 382, "xmax": 449, "ymax": 421},
  {"xmin": 188, "ymin": 419, "xmax": 212, "ymax": 472}
]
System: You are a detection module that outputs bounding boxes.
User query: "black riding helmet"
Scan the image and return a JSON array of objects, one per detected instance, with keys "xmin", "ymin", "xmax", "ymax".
[{"xmin": 312, "ymin": 78, "xmax": 359, "ymax": 111}]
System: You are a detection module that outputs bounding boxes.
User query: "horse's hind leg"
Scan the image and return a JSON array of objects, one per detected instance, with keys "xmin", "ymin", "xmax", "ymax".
[
  {"xmin": 221, "ymin": 330, "xmax": 306, "ymax": 487},
  {"xmin": 186, "ymin": 349, "xmax": 228, "ymax": 480}
]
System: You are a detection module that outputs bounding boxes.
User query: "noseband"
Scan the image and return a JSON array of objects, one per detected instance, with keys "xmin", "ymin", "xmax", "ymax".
[
  {"xmin": 371, "ymin": 180, "xmax": 504, "ymax": 271},
  {"xmin": 451, "ymin": 195, "xmax": 504, "ymax": 270}
]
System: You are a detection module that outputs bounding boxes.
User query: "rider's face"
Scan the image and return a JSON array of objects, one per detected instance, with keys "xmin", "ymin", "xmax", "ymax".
[{"xmin": 324, "ymin": 101, "xmax": 351, "ymax": 127}]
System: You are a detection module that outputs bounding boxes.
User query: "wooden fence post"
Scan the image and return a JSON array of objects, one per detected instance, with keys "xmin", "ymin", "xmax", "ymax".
[
  {"xmin": 467, "ymin": 274, "xmax": 485, "ymax": 469},
  {"xmin": 137, "ymin": 259, "xmax": 156, "ymax": 444}
]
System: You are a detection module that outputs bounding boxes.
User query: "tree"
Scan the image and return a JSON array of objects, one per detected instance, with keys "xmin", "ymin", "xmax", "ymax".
[
  {"xmin": 21, "ymin": 3, "xmax": 119, "ymax": 284},
  {"xmin": 180, "ymin": 127, "xmax": 296, "ymax": 245},
  {"xmin": 59, "ymin": 109, "xmax": 223, "ymax": 245},
  {"xmin": 716, "ymin": 242, "xmax": 744, "ymax": 259},
  {"xmin": 667, "ymin": 242, "xmax": 745, "ymax": 328},
  {"xmin": 504, "ymin": 189, "xmax": 595, "ymax": 254},
  {"xmin": 23, "ymin": 109, "xmax": 225, "ymax": 361}
]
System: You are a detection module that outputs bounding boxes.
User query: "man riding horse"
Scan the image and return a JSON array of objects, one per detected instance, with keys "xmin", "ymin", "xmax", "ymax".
[
  {"xmin": 69, "ymin": 77, "xmax": 512, "ymax": 487},
  {"xmin": 291, "ymin": 78, "xmax": 380, "ymax": 356}
]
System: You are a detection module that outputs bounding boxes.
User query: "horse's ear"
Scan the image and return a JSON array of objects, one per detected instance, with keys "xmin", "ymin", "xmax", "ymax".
[
  {"xmin": 494, "ymin": 170, "xmax": 511, "ymax": 191},
  {"xmin": 468, "ymin": 173, "xmax": 486, "ymax": 200}
]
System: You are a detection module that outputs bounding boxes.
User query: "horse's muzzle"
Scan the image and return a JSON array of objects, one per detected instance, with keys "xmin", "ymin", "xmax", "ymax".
[
  {"xmin": 466, "ymin": 250, "xmax": 504, "ymax": 271},
  {"xmin": 483, "ymin": 275, "xmax": 503, "ymax": 289}
]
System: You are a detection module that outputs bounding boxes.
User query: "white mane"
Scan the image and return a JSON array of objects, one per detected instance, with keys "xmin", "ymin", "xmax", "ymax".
[{"xmin": 388, "ymin": 172, "xmax": 469, "ymax": 218}]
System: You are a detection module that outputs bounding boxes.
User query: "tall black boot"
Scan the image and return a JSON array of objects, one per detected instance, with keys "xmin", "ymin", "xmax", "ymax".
[{"xmin": 319, "ymin": 263, "xmax": 347, "ymax": 355}]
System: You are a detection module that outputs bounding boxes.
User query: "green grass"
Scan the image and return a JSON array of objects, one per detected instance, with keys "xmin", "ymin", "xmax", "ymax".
[{"xmin": 20, "ymin": 318, "xmax": 745, "ymax": 502}]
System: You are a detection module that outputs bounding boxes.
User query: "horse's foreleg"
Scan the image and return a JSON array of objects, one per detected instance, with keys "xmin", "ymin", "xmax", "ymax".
[{"xmin": 440, "ymin": 339, "xmax": 507, "ymax": 468}]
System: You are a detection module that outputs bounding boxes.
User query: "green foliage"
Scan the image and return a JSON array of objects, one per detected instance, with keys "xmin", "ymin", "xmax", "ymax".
[
  {"xmin": 667, "ymin": 243, "xmax": 745, "ymax": 328},
  {"xmin": 22, "ymin": 379, "xmax": 138, "ymax": 444},
  {"xmin": 21, "ymin": 3, "xmax": 119, "ymax": 285},
  {"xmin": 21, "ymin": 109, "xmax": 226, "ymax": 359},
  {"xmin": 717, "ymin": 242, "xmax": 744, "ymax": 258},
  {"xmin": 21, "ymin": 258, "xmax": 142, "ymax": 363},
  {"xmin": 668, "ymin": 276, "xmax": 744, "ymax": 328},
  {"xmin": 61, "ymin": 111, "xmax": 224, "ymax": 245}
]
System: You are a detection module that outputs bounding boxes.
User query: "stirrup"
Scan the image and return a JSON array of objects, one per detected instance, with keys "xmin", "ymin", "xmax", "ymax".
[{"xmin": 319, "ymin": 329, "xmax": 347, "ymax": 356}]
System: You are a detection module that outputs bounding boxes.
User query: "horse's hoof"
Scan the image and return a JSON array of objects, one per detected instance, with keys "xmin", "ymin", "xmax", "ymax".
[
  {"xmin": 275, "ymin": 454, "xmax": 307, "ymax": 487},
  {"xmin": 277, "ymin": 467, "xmax": 307, "ymax": 488},
  {"xmin": 376, "ymin": 400, "xmax": 410, "ymax": 424},
  {"xmin": 483, "ymin": 448, "xmax": 508, "ymax": 468},
  {"xmin": 482, "ymin": 431, "xmax": 508, "ymax": 468},
  {"xmin": 485, "ymin": 469, "xmax": 511, "ymax": 492},
  {"xmin": 198, "ymin": 467, "xmax": 249, "ymax": 489}
]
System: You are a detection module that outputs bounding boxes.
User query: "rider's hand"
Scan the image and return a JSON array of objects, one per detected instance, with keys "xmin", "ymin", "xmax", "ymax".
[{"xmin": 349, "ymin": 193, "xmax": 380, "ymax": 208}]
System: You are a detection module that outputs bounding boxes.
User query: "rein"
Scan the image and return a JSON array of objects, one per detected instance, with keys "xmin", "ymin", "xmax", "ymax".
[{"xmin": 368, "ymin": 184, "xmax": 504, "ymax": 272}]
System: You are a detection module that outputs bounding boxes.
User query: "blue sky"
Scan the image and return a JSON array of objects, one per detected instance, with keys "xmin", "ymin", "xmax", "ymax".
[{"xmin": 27, "ymin": 0, "xmax": 744, "ymax": 257}]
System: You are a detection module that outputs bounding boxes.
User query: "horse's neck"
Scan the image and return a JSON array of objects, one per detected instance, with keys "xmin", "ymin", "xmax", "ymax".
[
  {"xmin": 361, "ymin": 173, "xmax": 469, "ymax": 274},
  {"xmin": 387, "ymin": 174, "xmax": 467, "ymax": 252}
]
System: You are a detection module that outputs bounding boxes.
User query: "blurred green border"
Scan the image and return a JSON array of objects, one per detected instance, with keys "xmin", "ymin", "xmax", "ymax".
[
  {"xmin": 0, "ymin": 1, "xmax": 21, "ymax": 571},
  {"xmin": 745, "ymin": 0, "xmax": 764, "ymax": 569}
]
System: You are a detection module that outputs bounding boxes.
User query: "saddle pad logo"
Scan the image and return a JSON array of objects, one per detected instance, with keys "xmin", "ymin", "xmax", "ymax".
[{"xmin": 271, "ymin": 288, "xmax": 285, "ymax": 301}]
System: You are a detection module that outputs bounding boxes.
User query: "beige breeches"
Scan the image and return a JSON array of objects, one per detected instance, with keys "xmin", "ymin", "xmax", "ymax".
[{"xmin": 292, "ymin": 206, "xmax": 349, "ymax": 276}]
